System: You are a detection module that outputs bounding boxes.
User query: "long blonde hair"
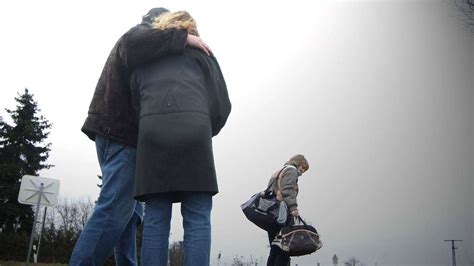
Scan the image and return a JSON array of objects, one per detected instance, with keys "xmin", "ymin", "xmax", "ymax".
[{"xmin": 152, "ymin": 11, "xmax": 199, "ymax": 36}]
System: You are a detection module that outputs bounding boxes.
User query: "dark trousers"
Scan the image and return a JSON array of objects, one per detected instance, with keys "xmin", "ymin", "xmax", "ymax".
[{"xmin": 267, "ymin": 227, "xmax": 290, "ymax": 266}]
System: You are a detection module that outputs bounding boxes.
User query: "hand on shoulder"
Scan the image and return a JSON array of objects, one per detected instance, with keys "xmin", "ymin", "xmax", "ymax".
[{"xmin": 186, "ymin": 34, "xmax": 212, "ymax": 56}]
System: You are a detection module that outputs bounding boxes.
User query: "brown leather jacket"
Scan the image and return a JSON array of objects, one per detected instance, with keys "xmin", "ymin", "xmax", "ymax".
[{"xmin": 81, "ymin": 23, "xmax": 188, "ymax": 147}]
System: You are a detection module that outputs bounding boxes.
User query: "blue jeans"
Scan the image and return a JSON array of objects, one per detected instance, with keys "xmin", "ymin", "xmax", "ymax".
[
  {"xmin": 70, "ymin": 136, "xmax": 143, "ymax": 266},
  {"xmin": 114, "ymin": 205, "xmax": 143, "ymax": 264},
  {"xmin": 141, "ymin": 193, "xmax": 213, "ymax": 266}
]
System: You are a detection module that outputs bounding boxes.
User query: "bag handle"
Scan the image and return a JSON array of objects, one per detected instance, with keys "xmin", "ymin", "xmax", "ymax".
[{"xmin": 294, "ymin": 215, "xmax": 307, "ymax": 226}]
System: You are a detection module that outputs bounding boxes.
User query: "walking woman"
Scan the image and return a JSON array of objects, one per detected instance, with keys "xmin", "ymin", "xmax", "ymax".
[
  {"xmin": 130, "ymin": 10, "xmax": 231, "ymax": 266},
  {"xmin": 266, "ymin": 154, "xmax": 309, "ymax": 266}
]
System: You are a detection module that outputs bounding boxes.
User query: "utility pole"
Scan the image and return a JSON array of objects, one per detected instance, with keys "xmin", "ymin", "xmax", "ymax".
[
  {"xmin": 26, "ymin": 183, "xmax": 44, "ymax": 265},
  {"xmin": 444, "ymin": 240, "xmax": 462, "ymax": 266}
]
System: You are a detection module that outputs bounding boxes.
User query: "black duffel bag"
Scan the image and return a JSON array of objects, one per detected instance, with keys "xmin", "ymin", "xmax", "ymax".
[
  {"xmin": 240, "ymin": 191, "xmax": 287, "ymax": 231},
  {"xmin": 241, "ymin": 168, "xmax": 288, "ymax": 231},
  {"xmin": 271, "ymin": 216, "xmax": 323, "ymax": 256}
]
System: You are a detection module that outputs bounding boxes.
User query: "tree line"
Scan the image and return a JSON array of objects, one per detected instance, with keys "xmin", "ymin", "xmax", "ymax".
[{"xmin": 0, "ymin": 89, "xmax": 185, "ymax": 265}]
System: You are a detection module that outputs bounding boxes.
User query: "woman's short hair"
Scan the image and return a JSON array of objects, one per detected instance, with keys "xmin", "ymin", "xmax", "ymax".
[
  {"xmin": 152, "ymin": 11, "xmax": 199, "ymax": 36},
  {"xmin": 286, "ymin": 154, "xmax": 309, "ymax": 171}
]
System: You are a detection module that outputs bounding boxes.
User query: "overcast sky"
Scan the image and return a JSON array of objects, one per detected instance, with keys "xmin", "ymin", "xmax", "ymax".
[{"xmin": 0, "ymin": 1, "xmax": 473, "ymax": 265}]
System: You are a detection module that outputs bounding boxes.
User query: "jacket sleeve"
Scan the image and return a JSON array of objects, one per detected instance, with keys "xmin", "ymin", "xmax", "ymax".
[
  {"xmin": 119, "ymin": 25, "xmax": 188, "ymax": 69},
  {"xmin": 199, "ymin": 54, "xmax": 231, "ymax": 136},
  {"xmin": 279, "ymin": 168, "xmax": 299, "ymax": 211}
]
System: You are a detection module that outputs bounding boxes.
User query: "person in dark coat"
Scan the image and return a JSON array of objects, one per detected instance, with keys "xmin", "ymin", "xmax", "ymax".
[
  {"xmin": 71, "ymin": 7, "xmax": 213, "ymax": 266},
  {"xmin": 130, "ymin": 10, "xmax": 231, "ymax": 266}
]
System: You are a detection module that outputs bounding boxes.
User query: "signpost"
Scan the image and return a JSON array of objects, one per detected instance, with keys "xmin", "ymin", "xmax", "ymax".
[{"xmin": 18, "ymin": 175, "xmax": 60, "ymax": 265}]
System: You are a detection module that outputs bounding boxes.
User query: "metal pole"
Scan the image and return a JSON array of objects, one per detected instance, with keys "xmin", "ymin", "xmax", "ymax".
[
  {"xmin": 445, "ymin": 240, "xmax": 463, "ymax": 266},
  {"xmin": 26, "ymin": 183, "xmax": 44, "ymax": 265},
  {"xmin": 36, "ymin": 206, "xmax": 47, "ymax": 261}
]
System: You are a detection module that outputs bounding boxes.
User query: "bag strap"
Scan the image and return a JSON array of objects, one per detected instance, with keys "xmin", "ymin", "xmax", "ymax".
[
  {"xmin": 264, "ymin": 166, "xmax": 287, "ymax": 192},
  {"xmin": 276, "ymin": 168, "xmax": 285, "ymax": 193}
]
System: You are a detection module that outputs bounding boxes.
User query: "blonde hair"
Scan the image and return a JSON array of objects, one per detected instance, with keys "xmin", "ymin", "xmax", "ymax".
[
  {"xmin": 286, "ymin": 154, "xmax": 309, "ymax": 171},
  {"xmin": 152, "ymin": 11, "xmax": 199, "ymax": 36}
]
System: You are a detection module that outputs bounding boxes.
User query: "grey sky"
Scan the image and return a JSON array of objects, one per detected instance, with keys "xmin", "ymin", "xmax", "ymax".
[{"xmin": 0, "ymin": 1, "xmax": 473, "ymax": 265}]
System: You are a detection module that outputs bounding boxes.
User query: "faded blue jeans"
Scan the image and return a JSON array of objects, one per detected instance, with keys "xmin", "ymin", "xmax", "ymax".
[
  {"xmin": 70, "ymin": 136, "xmax": 143, "ymax": 266},
  {"xmin": 141, "ymin": 193, "xmax": 213, "ymax": 266}
]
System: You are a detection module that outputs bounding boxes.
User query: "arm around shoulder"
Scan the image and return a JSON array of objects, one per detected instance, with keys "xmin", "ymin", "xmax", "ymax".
[{"xmin": 119, "ymin": 25, "xmax": 188, "ymax": 69}]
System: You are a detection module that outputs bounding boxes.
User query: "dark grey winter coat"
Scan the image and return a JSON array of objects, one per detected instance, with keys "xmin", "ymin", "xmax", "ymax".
[{"xmin": 130, "ymin": 48, "xmax": 231, "ymax": 201}]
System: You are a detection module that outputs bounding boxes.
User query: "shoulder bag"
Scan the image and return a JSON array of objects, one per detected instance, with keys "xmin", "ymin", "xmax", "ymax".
[{"xmin": 240, "ymin": 167, "xmax": 288, "ymax": 231}]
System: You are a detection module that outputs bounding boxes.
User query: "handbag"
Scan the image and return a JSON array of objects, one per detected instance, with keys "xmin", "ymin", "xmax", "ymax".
[
  {"xmin": 271, "ymin": 216, "xmax": 323, "ymax": 256},
  {"xmin": 240, "ymin": 167, "xmax": 288, "ymax": 231}
]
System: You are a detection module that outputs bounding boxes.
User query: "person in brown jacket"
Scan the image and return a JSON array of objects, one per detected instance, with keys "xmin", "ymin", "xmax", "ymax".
[{"xmin": 266, "ymin": 154, "xmax": 309, "ymax": 266}]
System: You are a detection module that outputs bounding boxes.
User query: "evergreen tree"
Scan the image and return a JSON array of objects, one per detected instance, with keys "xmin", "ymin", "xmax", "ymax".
[{"xmin": 0, "ymin": 88, "xmax": 52, "ymax": 234}]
